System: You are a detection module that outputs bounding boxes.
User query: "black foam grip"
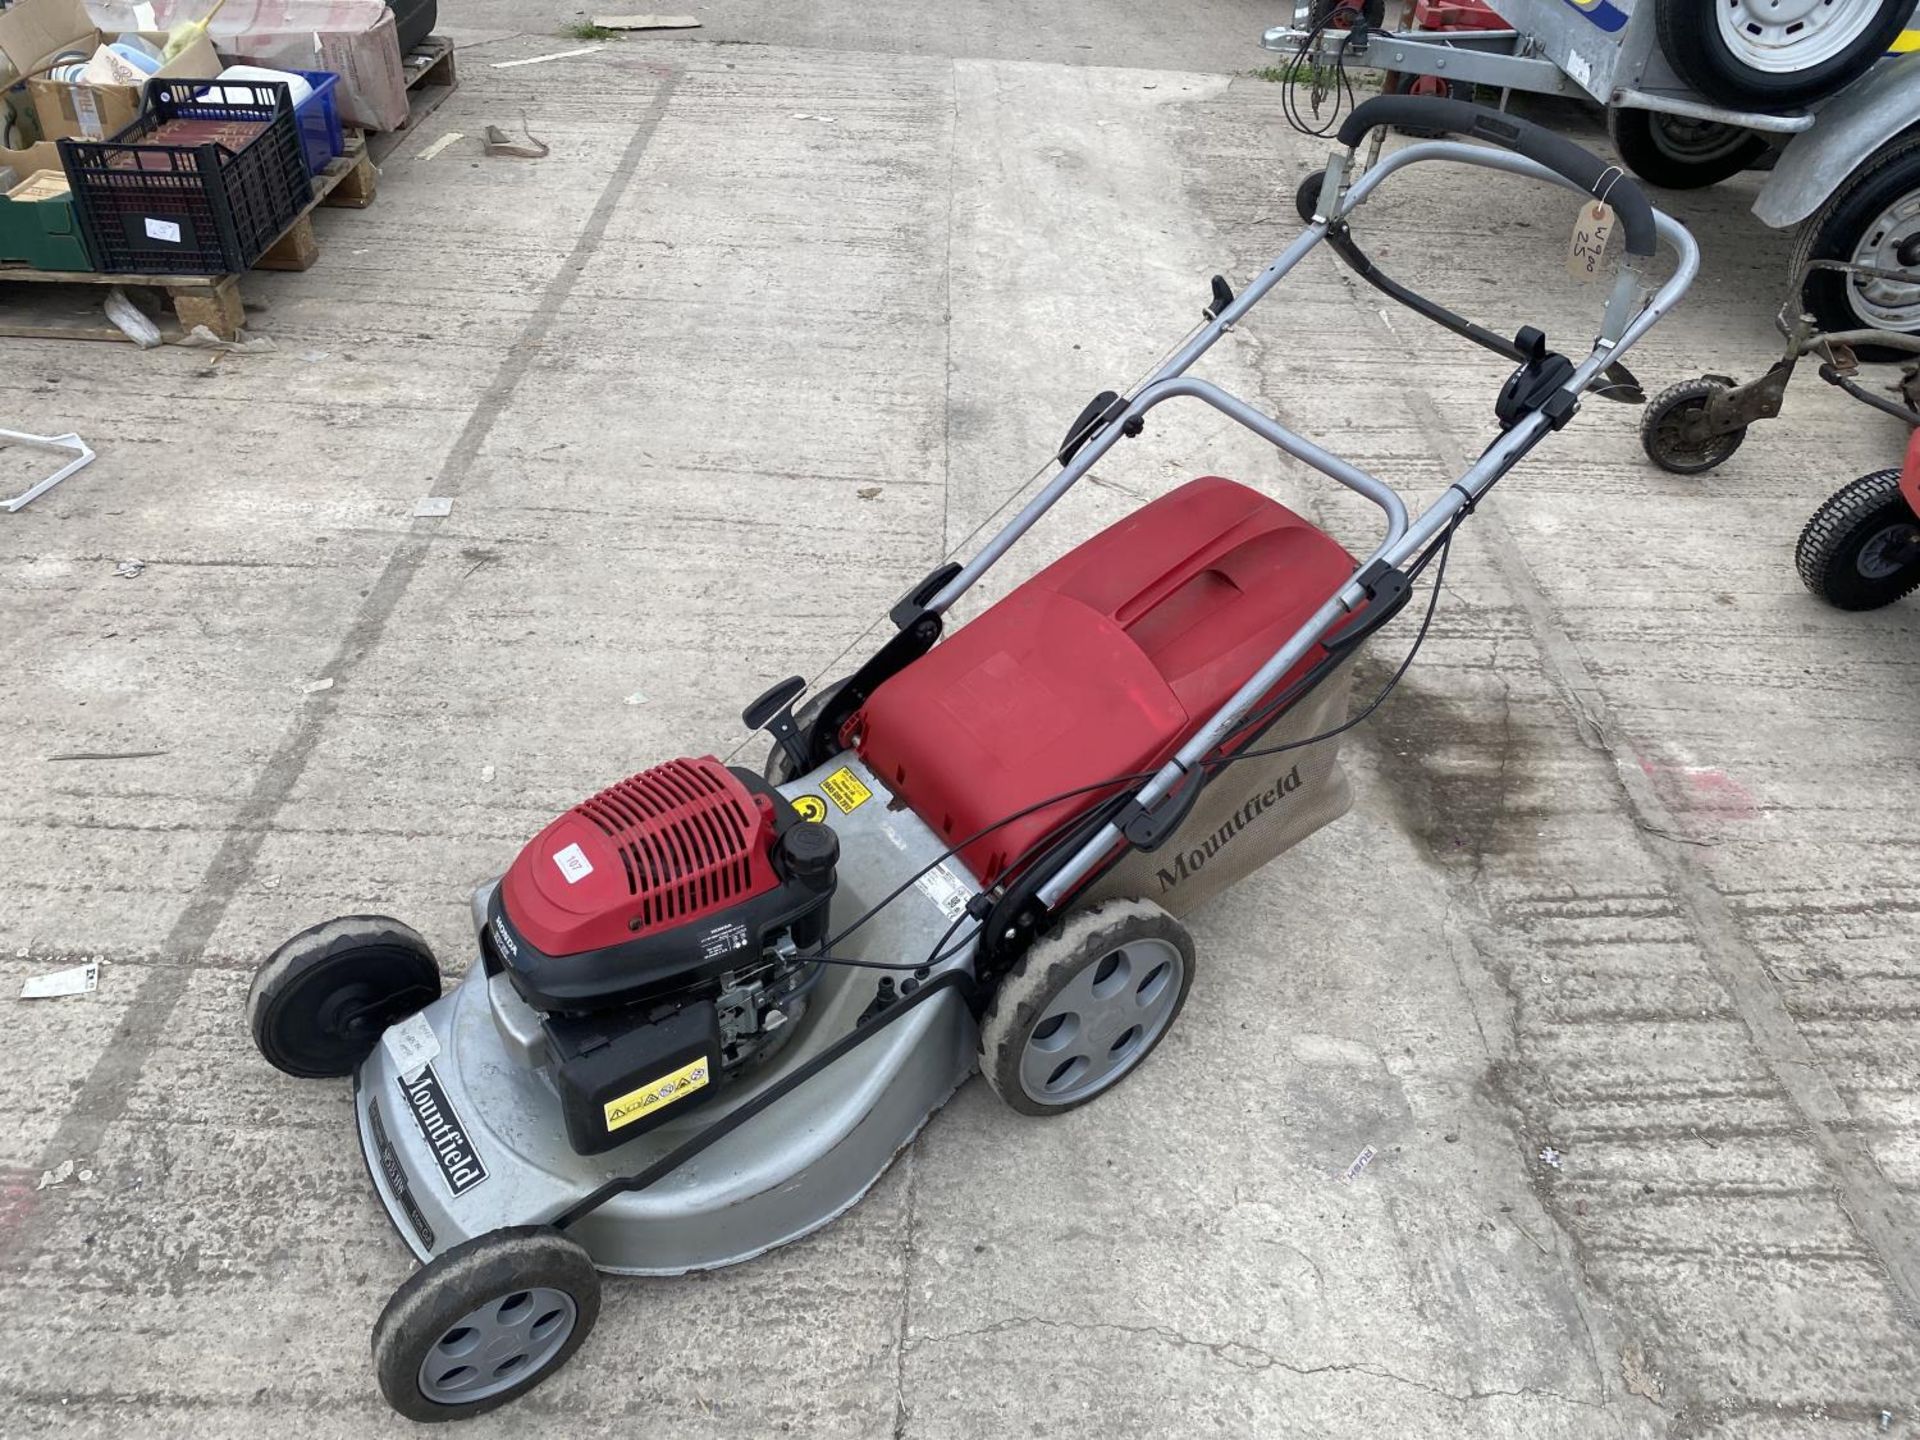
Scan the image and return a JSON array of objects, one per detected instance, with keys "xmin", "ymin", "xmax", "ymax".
[{"xmin": 1335, "ymin": 96, "xmax": 1656, "ymax": 259}]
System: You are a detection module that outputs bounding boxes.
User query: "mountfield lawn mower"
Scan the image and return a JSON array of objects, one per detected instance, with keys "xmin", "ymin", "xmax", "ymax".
[{"xmin": 246, "ymin": 96, "xmax": 1697, "ymax": 1421}]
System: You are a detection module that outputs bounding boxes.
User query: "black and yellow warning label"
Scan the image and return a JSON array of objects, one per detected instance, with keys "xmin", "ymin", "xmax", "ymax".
[
  {"xmin": 604, "ymin": 1056, "xmax": 710, "ymax": 1133},
  {"xmin": 821, "ymin": 766, "xmax": 873, "ymax": 814},
  {"xmin": 792, "ymin": 794, "xmax": 828, "ymax": 823}
]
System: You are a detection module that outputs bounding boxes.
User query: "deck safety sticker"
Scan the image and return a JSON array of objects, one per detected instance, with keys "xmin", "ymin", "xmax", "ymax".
[
  {"xmin": 399, "ymin": 1064, "xmax": 490, "ymax": 1197},
  {"xmin": 605, "ymin": 1056, "xmax": 711, "ymax": 1132},
  {"xmin": 553, "ymin": 841, "xmax": 594, "ymax": 884},
  {"xmin": 382, "ymin": 1009, "xmax": 441, "ymax": 1082},
  {"xmin": 821, "ymin": 766, "xmax": 873, "ymax": 814},
  {"xmin": 914, "ymin": 862, "xmax": 973, "ymax": 923},
  {"xmin": 792, "ymin": 794, "xmax": 829, "ymax": 823}
]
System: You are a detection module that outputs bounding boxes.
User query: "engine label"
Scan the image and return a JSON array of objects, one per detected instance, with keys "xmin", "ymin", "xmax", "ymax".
[
  {"xmin": 552, "ymin": 842, "xmax": 594, "ymax": 885},
  {"xmin": 699, "ymin": 920, "xmax": 749, "ymax": 960},
  {"xmin": 398, "ymin": 1064, "xmax": 490, "ymax": 1197},
  {"xmin": 821, "ymin": 766, "xmax": 873, "ymax": 814},
  {"xmin": 605, "ymin": 1057, "xmax": 711, "ymax": 1132}
]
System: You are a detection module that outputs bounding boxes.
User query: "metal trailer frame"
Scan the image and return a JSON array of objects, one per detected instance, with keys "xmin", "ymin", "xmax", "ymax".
[{"xmin": 1262, "ymin": 0, "xmax": 1920, "ymax": 229}]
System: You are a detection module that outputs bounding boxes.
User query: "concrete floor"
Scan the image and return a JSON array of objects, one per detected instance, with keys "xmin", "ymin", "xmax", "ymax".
[{"xmin": 2, "ymin": 4, "xmax": 1918, "ymax": 1437}]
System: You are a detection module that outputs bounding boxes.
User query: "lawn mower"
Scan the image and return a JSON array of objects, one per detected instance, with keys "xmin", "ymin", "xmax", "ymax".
[
  {"xmin": 245, "ymin": 95, "xmax": 1698, "ymax": 1422},
  {"xmin": 1796, "ymin": 422, "xmax": 1920, "ymax": 608}
]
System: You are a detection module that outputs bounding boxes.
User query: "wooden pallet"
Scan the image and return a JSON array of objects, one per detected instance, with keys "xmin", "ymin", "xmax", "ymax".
[
  {"xmin": 369, "ymin": 37, "xmax": 460, "ymax": 161},
  {"xmin": 0, "ymin": 134, "xmax": 378, "ymax": 342}
]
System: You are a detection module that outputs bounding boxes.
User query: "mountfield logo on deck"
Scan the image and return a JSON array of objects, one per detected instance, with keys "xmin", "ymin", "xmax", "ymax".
[
  {"xmin": 1156, "ymin": 766, "xmax": 1300, "ymax": 892},
  {"xmin": 399, "ymin": 1064, "xmax": 490, "ymax": 1197}
]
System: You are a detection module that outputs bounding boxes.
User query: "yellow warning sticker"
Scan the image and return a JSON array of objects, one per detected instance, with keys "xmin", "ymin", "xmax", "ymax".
[
  {"xmin": 792, "ymin": 794, "xmax": 828, "ymax": 823},
  {"xmin": 604, "ymin": 1056, "xmax": 711, "ymax": 1133},
  {"xmin": 820, "ymin": 766, "xmax": 873, "ymax": 814}
]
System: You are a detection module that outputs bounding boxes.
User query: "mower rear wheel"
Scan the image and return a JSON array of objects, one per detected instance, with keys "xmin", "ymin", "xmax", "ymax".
[
  {"xmin": 980, "ymin": 898, "xmax": 1195, "ymax": 1117},
  {"xmin": 247, "ymin": 915, "xmax": 441, "ymax": 1078},
  {"xmin": 1641, "ymin": 378, "xmax": 1748, "ymax": 474},
  {"xmin": 1796, "ymin": 467, "xmax": 1920, "ymax": 610},
  {"xmin": 373, "ymin": 1227, "xmax": 601, "ymax": 1423}
]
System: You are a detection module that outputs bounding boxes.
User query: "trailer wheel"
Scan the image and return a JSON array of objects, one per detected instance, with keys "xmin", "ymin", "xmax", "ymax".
[
  {"xmin": 1641, "ymin": 379, "xmax": 1748, "ymax": 475},
  {"xmin": 1655, "ymin": 0, "xmax": 1910, "ymax": 111},
  {"xmin": 1608, "ymin": 108, "xmax": 1768, "ymax": 190},
  {"xmin": 1791, "ymin": 136, "xmax": 1920, "ymax": 362},
  {"xmin": 1311, "ymin": 0, "xmax": 1385, "ymax": 27},
  {"xmin": 1796, "ymin": 468, "xmax": 1920, "ymax": 610}
]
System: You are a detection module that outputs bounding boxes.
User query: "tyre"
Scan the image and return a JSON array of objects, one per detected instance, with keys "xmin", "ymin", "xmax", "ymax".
[
  {"xmin": 1655, "ymin": 0, "xmax": 1910, "ymax": 111},
  {"xmin": 1640, "ymin": 379, "xmax": 1748, "ymax": 474},
  {"xmin": 1312, "ymin": 0, "xmax": 1385, "ymax": 26},
  {"xmin": 1608, "ymin": 107, "xmax": 1769, "ymax": 190},
  {"xmin": 762, "ymin": 678, "xmax": 849, "ymax": 784},
  {"xmin": 979, "ymin": 898, "xmax": 1195, "ymax": 1117},
  {"xmin": 372, "ymin": 1228, "xmax": 601, "ymax": 1423},
  {"xmin": 1791, "ymin": 136, "xmax": 1920, "ymax": 361},
  {"xmin": 247, "ymin": 915, "xmax": 441, "ymax": 1078},
  {"xmin": 1296, "ymin": 168, "xmax": 1331, "ymax": 226},
  {"xmin": 1795, "ymin": 467, "xmax": 1920, "ymax": 609},
  {"xmin": 1384, "ymin": 72, "xmax": 1472, "ymax": 135}
]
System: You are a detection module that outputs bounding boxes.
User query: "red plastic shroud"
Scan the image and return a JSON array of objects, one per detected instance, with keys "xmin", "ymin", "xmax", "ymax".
[
  {"xmin": 501, "ymin": 757, "xmax": 782, "ymax": 956},
  {"xmin": 1900, "ymin": 426, "xmax": 1920, "ymax": 523},
  {"xmin": 854, "ymin": 477, "xmax": 1356, "ymax": 885}
]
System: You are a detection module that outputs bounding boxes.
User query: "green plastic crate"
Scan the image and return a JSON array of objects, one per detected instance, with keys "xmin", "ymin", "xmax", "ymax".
[{"xmin": 1, "ymin": 148, "xmax": 93, "ymax": 271}]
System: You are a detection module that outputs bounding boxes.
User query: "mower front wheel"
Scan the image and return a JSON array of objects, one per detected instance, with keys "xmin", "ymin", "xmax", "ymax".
[
  {"xmin": 1641, "ymin": 378, "xmax": 1748, "ymax": 475},
  {"xmin": 1796, "ymin": 468, "xmax": 1920, "ymax": 610},
  {"xmin": 980, "ymin": 898, "xmax": 1195, "ymax": 1117},
  {"xmin": 247, "ymin": 915, "xmax": 441, "ymax": 1078},
  {"xmin": 372, "ymin": 1227, "xmax": 601, "ymax": 1423}
]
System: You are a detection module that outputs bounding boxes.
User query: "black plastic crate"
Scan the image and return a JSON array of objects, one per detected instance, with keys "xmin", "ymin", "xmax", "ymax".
[{"xmin": 58, "ymin": 80, "xmax": 311, "ymax": 276}]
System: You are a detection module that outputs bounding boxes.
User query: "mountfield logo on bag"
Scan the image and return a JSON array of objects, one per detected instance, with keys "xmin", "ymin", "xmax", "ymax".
[{"xmin": 1156, "ymin": 766, "xmax": 1300, "ymax": 891}]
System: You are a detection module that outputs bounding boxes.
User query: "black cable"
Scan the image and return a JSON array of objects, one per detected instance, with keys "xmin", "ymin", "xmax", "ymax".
[{"xmin": 1281, "ymin": 3, "xmax": 1366, "ymax": 141}]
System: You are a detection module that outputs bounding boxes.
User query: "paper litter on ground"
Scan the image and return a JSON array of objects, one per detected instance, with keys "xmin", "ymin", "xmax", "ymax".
[{"xmin": 20, "ymin": 960, "xmax": 99, "ymax": 1000}]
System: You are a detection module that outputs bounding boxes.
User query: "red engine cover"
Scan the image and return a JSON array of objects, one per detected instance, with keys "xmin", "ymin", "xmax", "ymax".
[
  {"xmin": 501, "ymin": 757, "xmax": 782, "ymax": 956},
  {"xmin": 854, "ymin": 477, "xmax": 1355, "ymax": 884}
]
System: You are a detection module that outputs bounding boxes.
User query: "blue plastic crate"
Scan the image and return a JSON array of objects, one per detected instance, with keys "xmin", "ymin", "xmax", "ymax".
[{"xmin": 289, "ymin": 70, "xmax": 343, "ymax": 175}]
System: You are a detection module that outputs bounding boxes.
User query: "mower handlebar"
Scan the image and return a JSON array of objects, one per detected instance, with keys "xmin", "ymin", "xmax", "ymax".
[{"xmin": 1335, "ymin": 96, "xmax": 1656, "ymax": 260}]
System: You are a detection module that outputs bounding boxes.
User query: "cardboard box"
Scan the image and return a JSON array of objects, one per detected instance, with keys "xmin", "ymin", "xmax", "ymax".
[
  {"xmin": 0, "ymin": 0, "xmax": 219, "ymax": 142},
  {"xmin": 86, "ymin": 0, "xmax": 407, "ymax": 132},
  {"xmin": 0, "ymin": 139, "xmax": 91, "ymax": 269}
]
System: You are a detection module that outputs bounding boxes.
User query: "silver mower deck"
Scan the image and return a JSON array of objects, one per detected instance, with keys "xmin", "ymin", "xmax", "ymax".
[{"xmin": 354, "ymin": 754, "xmax": 979, "ymax": 1275}]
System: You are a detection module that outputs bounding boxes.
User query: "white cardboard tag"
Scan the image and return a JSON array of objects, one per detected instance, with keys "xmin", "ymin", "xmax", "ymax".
[
  {"xmin": 553, "ymin": 842, "xmax": 594, "ymax": 884},
  {"xmin": 1567, "ymin": 201, "xmax": 1615, "ymax": 283},
  {"xmin": 144, "ymin": 217, "xmax": 183, "ymax": 245},
  {"xmin": 382, "ymin": 1010, "xmax": 440, "ymax": 1081}
]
